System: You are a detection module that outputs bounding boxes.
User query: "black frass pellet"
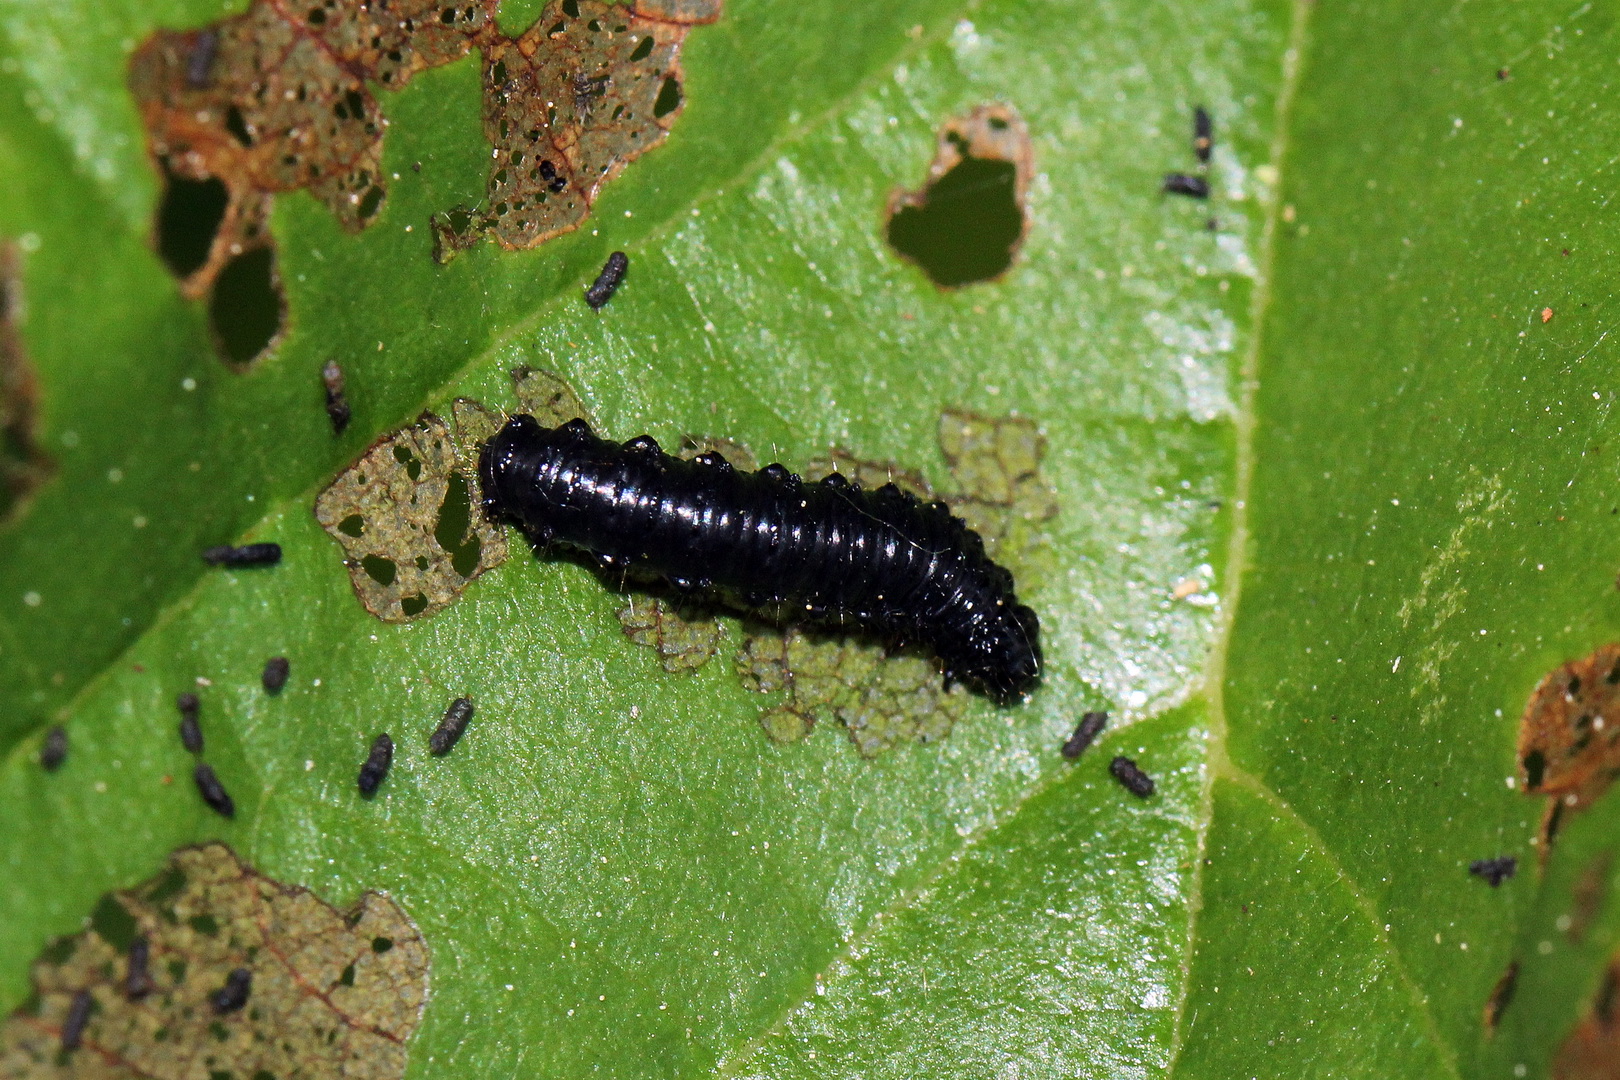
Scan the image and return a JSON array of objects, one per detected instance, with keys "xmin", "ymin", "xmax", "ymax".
[
  {"xmin": 322, "ymin": 360, "xmax": 351, "ymax": 435},
  {"xmin": 1109, "ymin": 755, "xmax": 1155, "ymax": 798},
  {"xmin": 193, "ymin": 762, "xmax": 235, "ymax": 818},
  {"xmin": 1469, "ymin": 856, "xmax": 1518, "ymax": 887},
  {"xmin": 584, "ymin": 251, "xmax": 628, "ymax": 310},
  {"xmin": 358, "ymin": 733, "xmax": 393, "ymax": 797},
  {"xmin": 210, "ymin": 967, "xmax": 252, "ymax": 1013},
  {"xmin": 60, "ymin": 988, "xmax": 92, "ymax": 1051},
  {"xmin": 186, "ymin": 28, "xmax": 219, "ymax": 89},
  {"xmin": 430, "ymin": 697, "xmax": 474, "ymax": 756},
  {"xmin": 1162, "ymin": 173, "xmax": 1210, "ymax": 199},
  {"xmin": 262, "ymin": 656, "xmax": 290, "ymax": 694},
  {"xmin": 201, "ymin": 543, "xmax": 281, "ymax": 567},
  {"xmin": 1193, "ymin": 105, "xmax": 1213, "ymax": 163},
  {"xmin": 40, "ymin": 725, "xmax": 67, "ymax": 771},
  {"xmin": 1060, "ymin": 711, "xmax": 1107, "ymax": 760},
  {"xmin": 177, "ymin": 692, "xmax": 203, "ymax": 753},
  {"xmin": 125, "ymin": 937, "xmax": 154, "ymax": 1000}
]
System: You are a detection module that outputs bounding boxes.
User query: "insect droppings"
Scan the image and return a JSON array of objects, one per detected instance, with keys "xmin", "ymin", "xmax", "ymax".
[
  {"xmin": 40, "ymin": 725, "xmax": 67, "ymax": 771},
  {"xmin": 358, "ymin": 733, "xmax": 393, "ymax": 797},
  {"xmin": 429, "ymin": 697, "xmax": 474, "ymax": 756},
  {"xmin": 1193, "ymin": 105, "xmax": 1213, "ymax": 163},
  {"xmin": 262, "ymin": 656, "xmax": 290, "ymax": 694},
  {"xmin": 210, "ymin": 967, "xmax": 252, "ymax": 1013},
  {"xmin": 176, "ymin": 692, "xmax": 203, "ymax": 753},
  {"xmin": 1469, "ymin": 855, "xmax": 1518, "ymax": 887},
  {"xmin": 1061, "ymin": 711, "xmax": 1107, "ymax": 760},
  {"xmin": 583, "ymin": 251, "xmax": 628, "ymax": 310},
  {"xmin": 1162, "ymin": 173, "xmax": 1210, "ymax": 199},
  {"xmin": 185, "ymin": 28, "xmax": 219, "ymax": 89},
  {"xmin": 201, "ymin": 542, "xmax": 282, "ymax": 567},
  {"xmin": 125, "ymin": 936, "xmax": 154, "ymax": 1000},
  {"xmin": 193, "ymin": 762, "xmax": 235, "ymax": 818},
  {"xmin": 481, "ymin": 416, "xmax": 1042, "ymax": 703},
  {"xmin": 322, "ymin": 360, "xmax": 351, "ymax": 435},
  {"xmin": 60, "ymin": 988, "xmax": 92, "ymax": 1051},
  {"xmin": 1109, "ymin": 755, "xmax": 1155, "ymax": 798}
]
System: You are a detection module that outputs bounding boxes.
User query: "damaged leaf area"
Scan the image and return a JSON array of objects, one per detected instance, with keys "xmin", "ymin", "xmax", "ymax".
[
  {"xmin": 1516, "ymin": 643, "xmax": 1620, "ymax": 851},
  {"xmin": 886, "ymin": 104, "xmax": 1033, "ymax": 289},
  {"xmin": 936, "ymin": 409, "xmax": 1058, "ymax": 564},
  {"xmin": 129, "ymin": 0, "xmax": 496, "ymax": 298},
  {"xmin": 734, "ymin": 411, "xmax": 1053, "ymax": 757},
  {"xmin": 0, "ymin": 843, "xmax": 427, "ymax": 1080},
  {"xmin": 315, "ymin": 411, "xmax": 506, "ymax": 622},
  {"xmin": 431, "ymin": 0, "xmax": 722, "ymax": 261},
  {"xmin": 736, "ymin": 629, "xmax": 965, "ymax": 757},
  {"xmin": 0, "ymin": 242, "xmax": 53, "ymax": 524},
  {"xmin": 1554, "ymin": 957, "xmax": 1620, "ymax": 1079},
  {"xmin": 617, "ymin": 595, "xmax": 725, "ymax": 673}
]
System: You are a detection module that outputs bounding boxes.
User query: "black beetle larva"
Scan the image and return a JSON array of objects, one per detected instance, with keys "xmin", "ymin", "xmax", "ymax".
[{"xmin": 481, "ymin": 415, "xmax": 1042, "ymax": 703}]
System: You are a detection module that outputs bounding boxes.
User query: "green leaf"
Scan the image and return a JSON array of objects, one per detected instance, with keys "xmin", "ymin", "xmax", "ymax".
[{"xmin": 3, "ymin": 0, "xmax": 1619, "ymax": 1076}]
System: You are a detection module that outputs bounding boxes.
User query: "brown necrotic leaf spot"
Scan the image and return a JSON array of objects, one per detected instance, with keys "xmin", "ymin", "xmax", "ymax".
[
  {"xmin": 886, "ymin": 104, "xmax": 1033, "ymax": 288},
  {"xmin": 316, "ymin": 411, "xmax": 507, "ymax": 622},
  {"xmin": 1555, "ymin": 955, "xmax": 1620, "ymax": 1078},
  {"xmin": 0, "ymin": 842, "xmax": 427, "ymax": 1079},
  {"xmin": 432, "ymin": 0, "xmax": 723, "ymax": 260},
  {"xmin": 129, "ymin": 0, "xmax": 498, "ymax": 364},
  {"xmin": 1516, "ymin": 643, "xmax": 1620, "ymax": 855},
  {"xmin": 130, "ymin": 0, "xmax": 496, "ymax": 297}
]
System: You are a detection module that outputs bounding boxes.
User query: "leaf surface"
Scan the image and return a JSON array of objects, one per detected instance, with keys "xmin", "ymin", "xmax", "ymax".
[{"xmin": 2, "ymin": 0, "xmax": 1617, "ymax": 1076}]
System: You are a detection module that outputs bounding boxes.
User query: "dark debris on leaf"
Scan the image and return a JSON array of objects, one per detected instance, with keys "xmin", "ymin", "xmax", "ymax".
[{"xmin": 1469, "ymin": 855, "xmax": 1517, "ymax": 887}]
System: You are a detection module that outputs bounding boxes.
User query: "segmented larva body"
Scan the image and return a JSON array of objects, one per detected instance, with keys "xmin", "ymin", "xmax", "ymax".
[{"xmin": 480, "ymin": 415, "xmax": 1042, "ymax": 703}]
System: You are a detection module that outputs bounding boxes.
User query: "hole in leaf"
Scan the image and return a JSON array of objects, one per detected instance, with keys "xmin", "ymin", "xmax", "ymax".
[
  {"xmin": 338, "ymin": 513, "xmax": 364, "ymax": 537},
  {"xmin": 157, "ymin": 171, "xmax": 229, "ymax": 280},
  {"xmin": 361, "ymin": 555, "xmax": 397, "ymax": 587},
  {"xmin": 652, "ymin": 75, "xmax": 681, "ymax": 117},
  {"xmin": 90, "ymin": 893, "xmax": 139, "ymax": 952},
  {"xmin": 400, "ymin": 593, "xmax": 428, "ymax": 616},
  {"xmin": 885, "ymin": 104, "xmax": 1032, "ymax": 288},
  {"xmin": 209, "ymin": 247, "xmax": 283, "ymax": 365},
  {"xmin": 629, "ymin": 35, "xmax": 654, "ymax": 61}
]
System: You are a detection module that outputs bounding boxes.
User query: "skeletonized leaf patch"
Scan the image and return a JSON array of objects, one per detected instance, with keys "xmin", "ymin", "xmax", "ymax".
[
  {"xmin": 316, "ymin": 412, "xmax": 507, "ymax": 622},
  {"xmin": 0, "ymin": 843, "xmax": 428, "ymax": 1080}
]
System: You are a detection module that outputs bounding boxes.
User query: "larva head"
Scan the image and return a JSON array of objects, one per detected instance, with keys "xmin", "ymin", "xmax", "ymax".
[{"xmin": 958, "ymin": 602, "xmax": 1042, "ymax": 705}]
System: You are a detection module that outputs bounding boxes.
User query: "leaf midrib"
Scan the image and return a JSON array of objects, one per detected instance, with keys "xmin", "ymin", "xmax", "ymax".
[{"xmin": 1164, "ymin": 2, "xmax": 1462, "ymax": 1076}]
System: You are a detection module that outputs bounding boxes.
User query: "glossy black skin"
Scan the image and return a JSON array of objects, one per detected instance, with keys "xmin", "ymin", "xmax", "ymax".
[{"xmin": 480, "ymin": 415, "xmax": 1042, "ymax": 704}]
